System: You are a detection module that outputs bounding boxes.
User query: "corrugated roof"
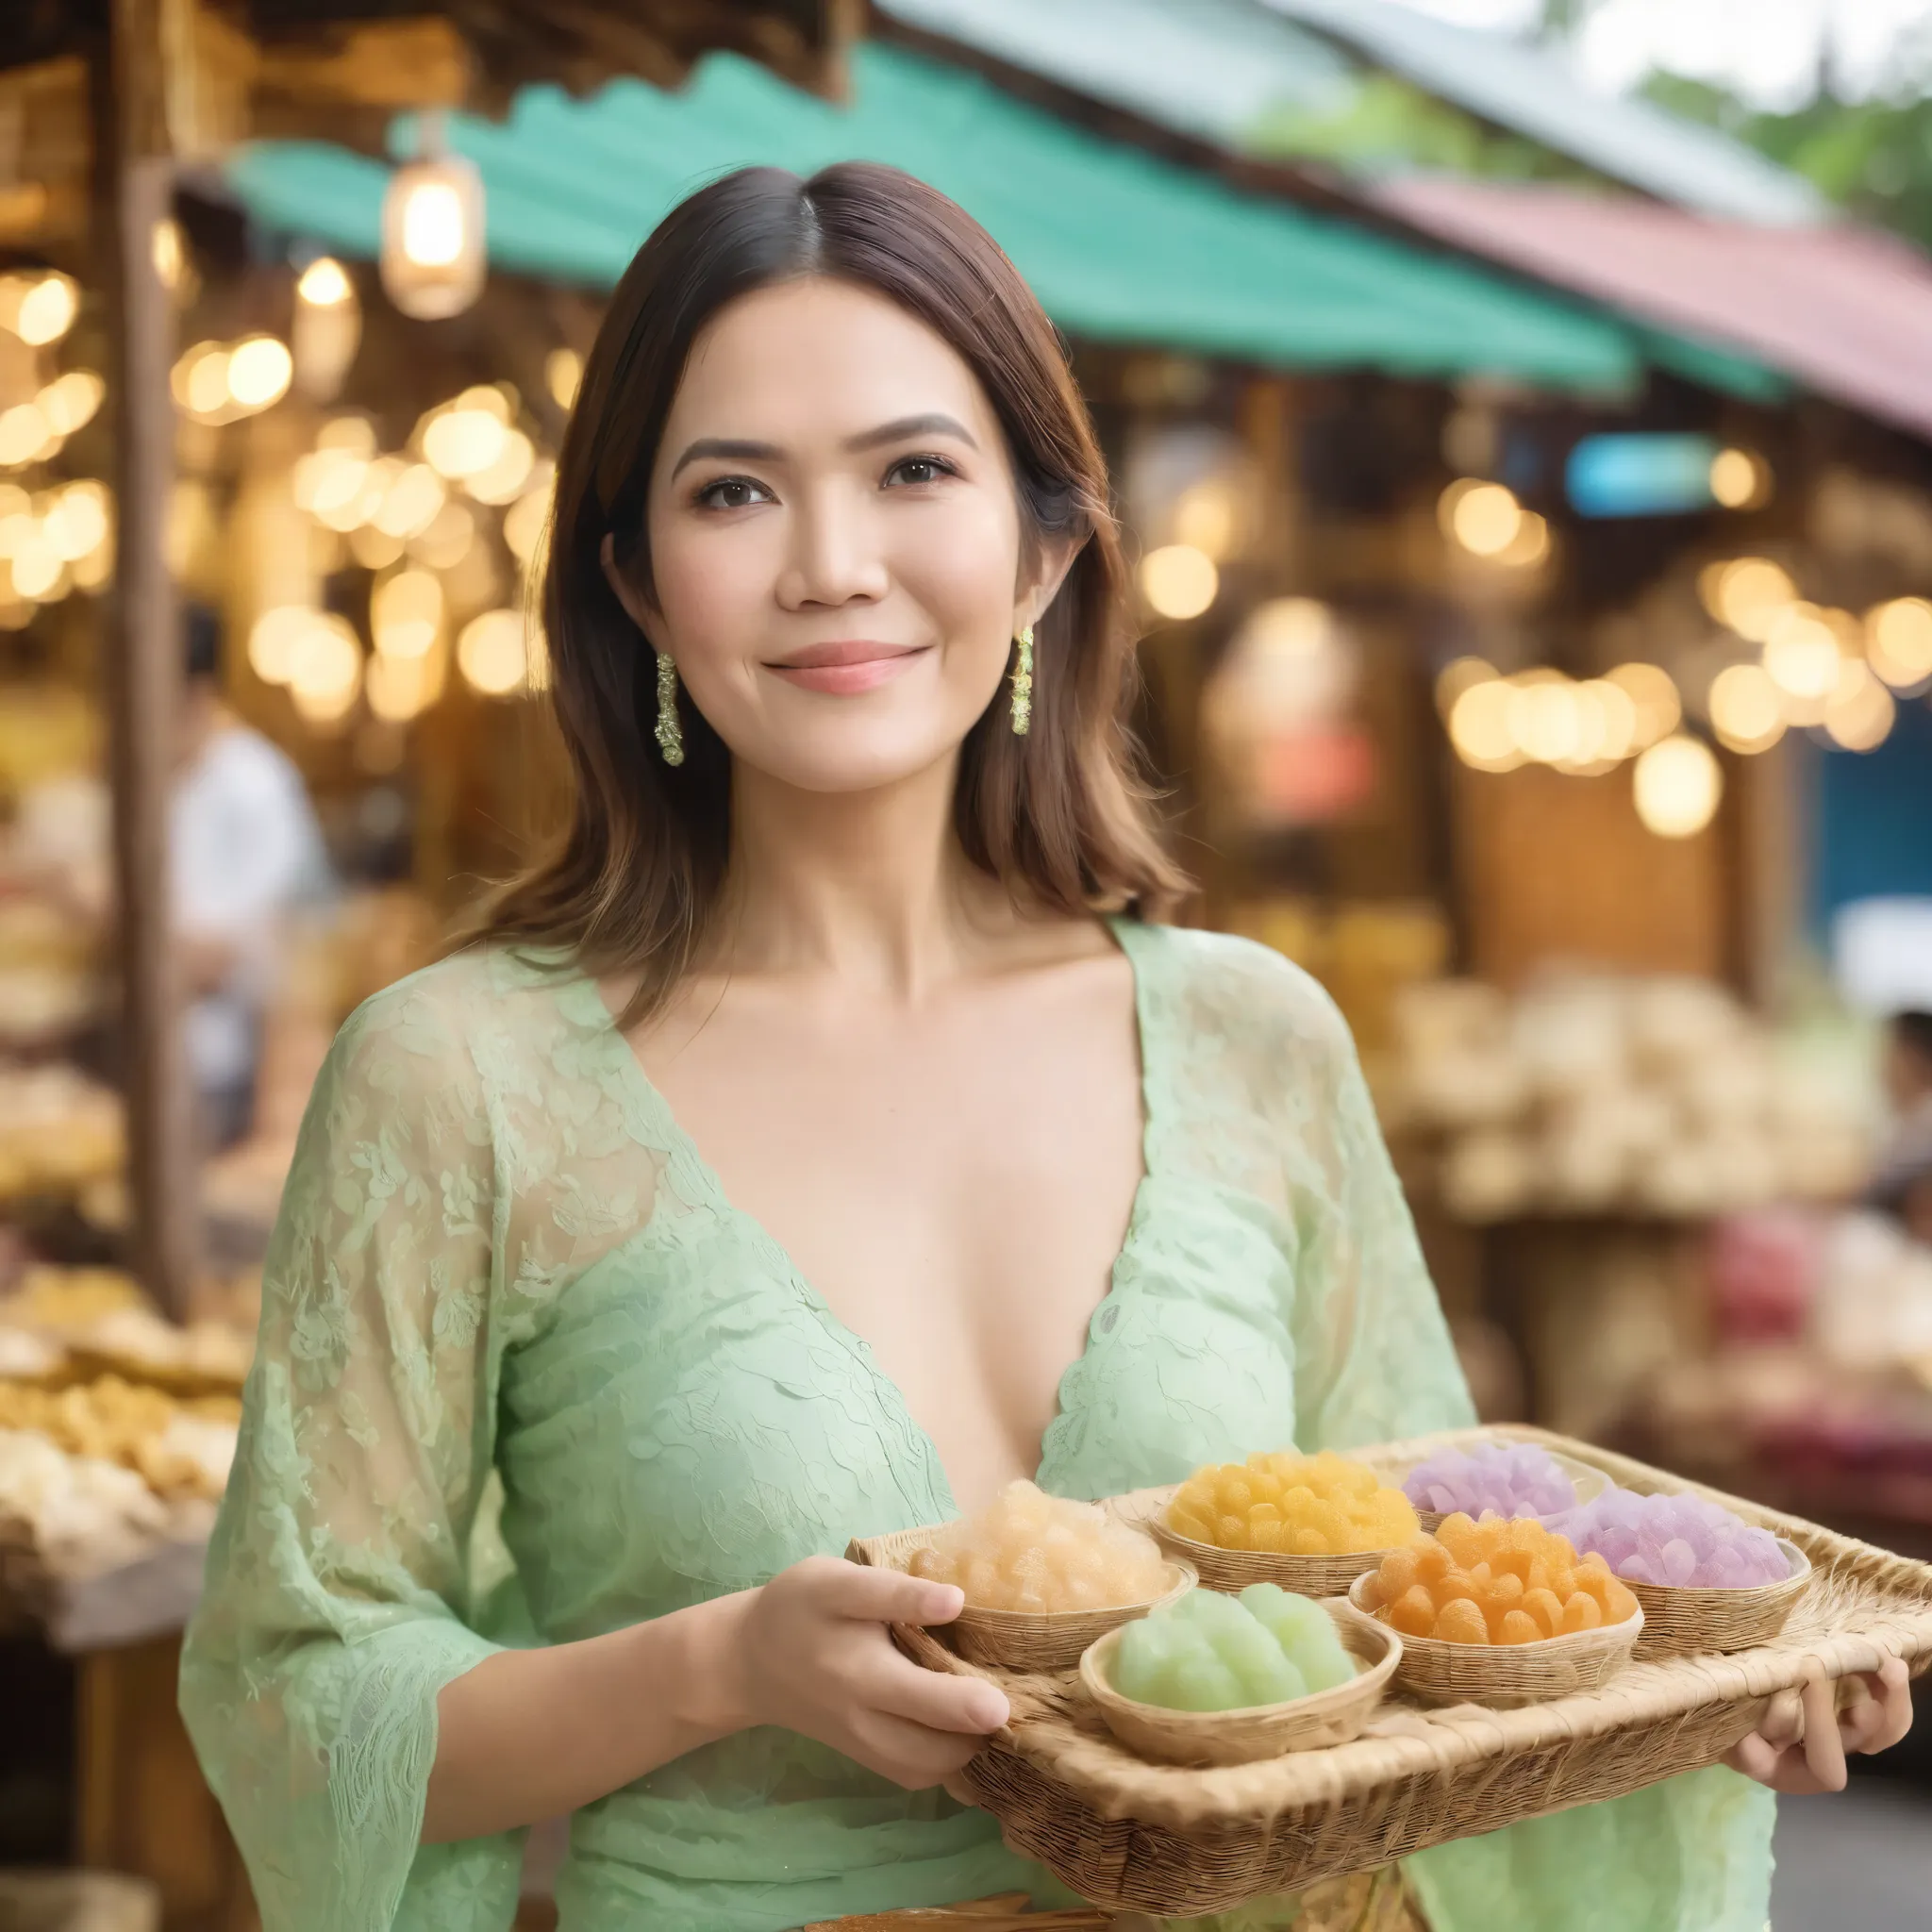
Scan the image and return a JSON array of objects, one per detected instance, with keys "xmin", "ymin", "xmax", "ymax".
[
  {"xmin": 876, "ymin": 0, "xmax": 1354, "ymax": 144},
  {"xmin": 1259, "ymin": 0, "xmax": 1826, "ymax": 225},
  {"xmin": 228, "ymin": 42, "xmax": 1651, "ymax": 387},
  {"xmin": 878, "ymin": 0, "xmax": 1824, "ymax": 227},
  {"xmin": 1376, "ymin": 178, "xmax": 1932, "ymax": 441}
]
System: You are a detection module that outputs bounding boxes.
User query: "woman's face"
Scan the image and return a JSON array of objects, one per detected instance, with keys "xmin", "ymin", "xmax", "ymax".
[{"xmin": 609, "ymin": 276, "xmax": 1070, "ymax": 795}]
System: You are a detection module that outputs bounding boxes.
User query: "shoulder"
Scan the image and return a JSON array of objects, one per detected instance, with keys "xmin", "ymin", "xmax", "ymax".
[
  {"xmin": 325, "ymin": 944, "xmax": 586, "ymax": 1107},
  {"xmin": 1124, "ymin": 921, "xmax": 1353, "ymax": 1070}
]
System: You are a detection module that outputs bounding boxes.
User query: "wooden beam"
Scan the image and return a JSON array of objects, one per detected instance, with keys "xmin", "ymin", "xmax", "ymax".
[{"xmin": 99, "ymin": 0, "xmax": 199, "ymax": 1317}]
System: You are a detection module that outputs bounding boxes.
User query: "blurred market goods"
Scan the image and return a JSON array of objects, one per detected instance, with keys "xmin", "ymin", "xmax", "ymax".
[
  {"xmin": 0, "ymin": 1267, "xmax": 251, "ymax": 1584},
  {"xmin": 0, "ymin": 1067, "xmax": 122, "ymax": 1203},
  {"xmin": 1392, "ymin": 972, "xmax": 1873, "ymax": 1223}
]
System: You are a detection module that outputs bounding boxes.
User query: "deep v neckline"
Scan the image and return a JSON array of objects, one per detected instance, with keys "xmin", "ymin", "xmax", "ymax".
[{"xmin": 580, "ymin": 916, "xmax": 1164, "ymax": 1517}]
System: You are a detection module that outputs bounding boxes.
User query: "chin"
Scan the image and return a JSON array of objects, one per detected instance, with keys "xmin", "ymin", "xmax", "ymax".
[{"xmin": 736, "ymin": 716, "xmax": 976, "ymax": 795}]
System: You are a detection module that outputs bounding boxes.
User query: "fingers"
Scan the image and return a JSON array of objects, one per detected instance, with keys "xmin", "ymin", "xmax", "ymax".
[
  {"xmin": 1758, "ymin": 1688, "xmax": 1805, "ymax": 1748},
  {"xmin": 1844, "ymin": 1659, "xmax": 1915, "ymax": 1757},
  {"xmin": 1799, "ymin": 1676, "xmax": 1849, "ymax": 1792},
  {"xmin": 848, "ymin": 1707, "xmax": 989, "ymax": 1790},
  {"xmin": 869, "ymin": 1656, "xmax": 1010, "ymax": 1736},
  {"xmin": 1725, "ymin": 1732, "xmax": 1782, "ymax": 1785},
  {"xmin": 812, "ymin": 1558, "xmax": 965, "ymax": 1628}
]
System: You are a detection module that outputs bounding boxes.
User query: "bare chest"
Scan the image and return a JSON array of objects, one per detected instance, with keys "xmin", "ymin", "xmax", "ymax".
[{"xmin": 634, "ymin": 958, "xmax": 1143, "ymax": 1507}]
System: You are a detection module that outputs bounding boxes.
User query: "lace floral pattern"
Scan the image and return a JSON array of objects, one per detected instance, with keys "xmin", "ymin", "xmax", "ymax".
[{"xmin": 180, "ymin": 924, "xmax": 1772, "ymax": 1932}]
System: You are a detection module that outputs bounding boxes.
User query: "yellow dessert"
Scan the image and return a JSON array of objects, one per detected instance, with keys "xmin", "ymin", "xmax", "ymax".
[{"xmin": 1167, "ymin": 1449, "xmax": 1418, "ymax": 1555}]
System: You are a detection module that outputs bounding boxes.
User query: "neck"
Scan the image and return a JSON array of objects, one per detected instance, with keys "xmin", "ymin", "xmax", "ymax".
[{"xmin": 713, "ymin": 751, "xmax": 1013, "ymax": 1000}]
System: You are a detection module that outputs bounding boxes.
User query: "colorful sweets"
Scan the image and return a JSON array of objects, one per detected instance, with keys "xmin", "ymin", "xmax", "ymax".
[
  {"xmin": 1111, "ymin": 1584, "xmax": 1357, "ymax": 1711},
  {"xmin": 908, "ymin": 1479, "xmax": 1171, "ymax": 1613},
  {"xmin": 1401, "ymin": 1441, "xmax": 1576, "ymax": 1521},
  {"xmin": 1168, "ymin": 1450, "xmax": 1418, "ymax": 1555},
  {"xmin": 1551, "ymin": 1488, "xmax": 1790, "ymax": 1590},
  {"xmin": 1359, "ymin": 1513, "xmax": 1639, "ymax": 1645}
]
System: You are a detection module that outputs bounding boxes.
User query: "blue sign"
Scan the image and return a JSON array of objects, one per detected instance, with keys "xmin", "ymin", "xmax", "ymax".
[{"xmin": 1565, "ymin": 433, "xmax": 1721, "ymax": 518}]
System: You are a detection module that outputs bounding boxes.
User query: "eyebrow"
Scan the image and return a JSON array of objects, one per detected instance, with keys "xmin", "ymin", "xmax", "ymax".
[{"xmin": 669, "ymin": 412, "xmax": 979, "ymax": 479}]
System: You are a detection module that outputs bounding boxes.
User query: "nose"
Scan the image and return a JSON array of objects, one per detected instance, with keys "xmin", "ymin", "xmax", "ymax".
[{"xmin": 775, "ymin": 479, "xmax": 891, "ymax": 612}]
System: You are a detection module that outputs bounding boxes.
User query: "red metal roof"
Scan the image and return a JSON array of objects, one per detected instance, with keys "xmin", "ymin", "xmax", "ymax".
[{"xmin": 1374, "ymin": 179, "xmax": 1932, "ymax": 442}]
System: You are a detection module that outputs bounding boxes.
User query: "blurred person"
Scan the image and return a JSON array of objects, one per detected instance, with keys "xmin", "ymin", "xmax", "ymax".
[
  {"xmin": 182, "ymin": 166, "xmax": 1907, "ymax": 1932},
  {"xmin": 1872, "ymin": 1009, "xmax": 1932, "ymax": 1244},
  {"xmin": 171, "ymin": 603, "xmax": 333, "ymax": 1146}
]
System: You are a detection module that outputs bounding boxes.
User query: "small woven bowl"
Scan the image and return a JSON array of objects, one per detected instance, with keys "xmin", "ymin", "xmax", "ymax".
[
  {"xmin": 1344, "ymin": 1574, "xmax": 1642, "ymax": 1707},
  {"xmin": 1620, "ymin": 1539, "xmax": 1811, "ymax": 1659},
  {"xmin": 853, "ymin": 1524, "xmax": 1195, "ymax": 1673},
  {"xmin": 1390, "ymin": 1449, "xmax": 1612, "ymax": 1533},
  {"xmin": 1144, "ymin": 1511, "xmax": 1406, "ymax": 1599},
  {"xmin": 1079, "ymin": 1600, "xmax": 1401, "ymax": 1767}
]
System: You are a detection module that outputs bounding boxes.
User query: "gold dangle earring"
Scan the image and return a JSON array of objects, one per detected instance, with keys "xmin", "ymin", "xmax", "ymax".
[
  {"xmin": 1009, "ymin": 624, "xmax": 1034, "ymax": 736},
  {"xmin": 654, "ymin": 650, "xmax": 685, "ymax": 766}
]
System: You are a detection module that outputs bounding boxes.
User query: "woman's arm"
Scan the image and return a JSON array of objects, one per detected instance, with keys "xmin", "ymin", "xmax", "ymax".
[{"xmin": 425, "ymin": 1560, "xmax": 1008, "ymax": 1842}]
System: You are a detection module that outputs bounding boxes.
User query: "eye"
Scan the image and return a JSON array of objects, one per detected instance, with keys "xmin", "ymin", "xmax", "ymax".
[
  {"xmin": 694, "ymin": 475, "xmax": 773, "ymax": 510},
  {"xmin": 884, "ymin": 454, "xmax": 958, "ymax": 489}
]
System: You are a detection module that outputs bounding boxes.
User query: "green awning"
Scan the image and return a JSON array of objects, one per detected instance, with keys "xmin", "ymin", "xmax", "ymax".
[{"xmin": 226, "ymin": 42, "xmax": 1653, "ymax": 388}]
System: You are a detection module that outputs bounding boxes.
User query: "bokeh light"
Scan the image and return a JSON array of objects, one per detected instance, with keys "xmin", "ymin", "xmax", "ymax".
[
  {"xmin": 1633, "ymin": 734, "xmax": 1723, "ymax": 839},
  {"xmin": 1823, "ymin": 658, "xmax": 1896, "ymax": 753},
  {"xmin": 1604, "ymin": 661, "xmax": 1681, "ymax": 747},
  {"xmin": 1139, "ymin": 543, "xmax": 1218, "ymax": 620},
  {"xmin": 458, "ymin": 608, "xmax": 531, "ymax": 694},
  {"xmin": 1866, "ymin": 597, "xmax": 1932, "ymax": 690},
  {"xmin": 1708, "ymin": 663, "xmax": 1785, "ymax": 754}
]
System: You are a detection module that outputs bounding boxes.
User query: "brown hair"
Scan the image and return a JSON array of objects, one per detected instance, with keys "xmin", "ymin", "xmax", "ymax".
[{"xmin": 478, "ymin": 161, "xmax": 1188, "ymax": 1017}]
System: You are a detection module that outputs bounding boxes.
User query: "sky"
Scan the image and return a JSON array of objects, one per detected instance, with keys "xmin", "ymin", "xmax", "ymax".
[{"xmin": 1401, "ymin": 0, "xmax": 1932, "ymax": 107}]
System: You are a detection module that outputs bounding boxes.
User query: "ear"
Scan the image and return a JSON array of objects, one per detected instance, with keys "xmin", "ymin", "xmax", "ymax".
[
  {"xmin": 1014, "ymin": 528, "xmax": 1086, "ymax": 637},
  {"xmin": 600, "ymin": 532, "xmax": 663, "ymax": 652}
]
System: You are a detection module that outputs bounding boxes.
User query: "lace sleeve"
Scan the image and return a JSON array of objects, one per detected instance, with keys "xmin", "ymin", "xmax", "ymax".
[
  {"xmin": 180, "ymin": 982, "xmax": 524, "ymax": 1932},
  {"xmin": 1289, "ymin": 980, "xmax": 1476, "ymax": 1452}
]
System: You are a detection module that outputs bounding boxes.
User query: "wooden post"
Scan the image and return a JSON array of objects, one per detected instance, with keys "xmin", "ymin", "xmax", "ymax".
[{"xmin": 99, "ymin": 0, "xmax": 198, "ymax": 1315}]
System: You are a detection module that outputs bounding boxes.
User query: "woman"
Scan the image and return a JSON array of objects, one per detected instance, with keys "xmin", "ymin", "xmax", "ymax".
[{"xmin": 181, "ymin": 163, "xmax": 1908, "ymax": 1932}]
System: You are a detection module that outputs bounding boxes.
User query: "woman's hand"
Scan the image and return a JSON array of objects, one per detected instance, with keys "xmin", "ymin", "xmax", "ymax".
[
  {"xmin": 732, "ymin": 1556, "xmax": 1010, "ymax": 1790},
  {"xmin": 1724, "ymin": 1657, "xmax": 1913, "ymax": 1793}
]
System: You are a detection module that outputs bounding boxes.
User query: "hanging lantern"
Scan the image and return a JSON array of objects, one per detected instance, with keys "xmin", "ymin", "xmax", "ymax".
[
  {"xmin": 293, "ymin": 255, "xmax": 362, "ymax": 401},
  {"xmin": 380, "ymin": 119, "xmax": 485, "ymax": 321}
]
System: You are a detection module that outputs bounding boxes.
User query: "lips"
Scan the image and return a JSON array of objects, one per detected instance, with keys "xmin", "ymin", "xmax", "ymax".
[{"xmin": 764, "ymin": 640, "xmax": 929, "ymax": 696}]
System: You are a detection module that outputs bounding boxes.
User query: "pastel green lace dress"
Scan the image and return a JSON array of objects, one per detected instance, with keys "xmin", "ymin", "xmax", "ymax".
[{"xmin": 180, "ymin": 920, "xmax": 1774, "ymax": 1932}]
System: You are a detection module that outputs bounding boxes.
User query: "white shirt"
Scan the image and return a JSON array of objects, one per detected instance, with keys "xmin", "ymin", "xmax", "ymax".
[{"xmin": 170, "ymin": 724, "xmax": 332, "ymax": 1092}]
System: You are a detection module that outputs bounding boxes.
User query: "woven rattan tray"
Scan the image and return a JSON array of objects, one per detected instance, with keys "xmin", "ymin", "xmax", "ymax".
[{"xmin": 849, "ymin": 1426, "xmax": 1932, "ymax": 1919}]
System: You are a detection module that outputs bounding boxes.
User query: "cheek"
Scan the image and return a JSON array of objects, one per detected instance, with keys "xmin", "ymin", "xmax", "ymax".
[
  {"xmin": 891, "ymin": 494, "xmax": 1023, "ymax": 647},
  {"xmin": 646, "ymin": 520, "xmax": 774, "ymax": 669}
]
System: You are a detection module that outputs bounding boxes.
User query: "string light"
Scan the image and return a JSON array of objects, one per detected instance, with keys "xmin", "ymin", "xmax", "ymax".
[
  {"xmin": 1139, "ymin": 543, "xmax": 1218, "ymax": 620},
  {"xmin": 1604, "ymin": 661, "xmax": 1681, "ymax": 747},
  {"xmin": 464, "ymin": 428, "xmax": 535, "ymax": 505},
  {"xmin": 1708, "ymin": 663, "xmax": 1785, "ymax": 754},
  {"xmin": 1702, "ymin": 557, "xmax": 1795, "ymax": 641},
  {"xmin": 1823, "ymin": 658, "xmax": 1895, "ymax": 753},
  {"xmin": 1708, "ymin": 448, "xmax": 1770, "ymax": 509},
  {"xmin": 1866, "ymin": 597, "xmax": 1932, "ymax": 690},
  {"xmin": 12, "ymin": 274, "xmax": 77, "ymax": 346},
  {"xmin": 0, "ymin": 404, "xmax": 55, "ymax": 469},
  {"xmin": 297, "ymin": 257, "xmax": 353, "ymax": 307},
  {"xmin": 37, "ymin": 372, "xmax": 103, "ymax": 437},
  {"xmin": 458, "ymin": 608, "xmax": 530, "ymax": 694},
  {"xmin": 1633, "ymin": 734, "xmax": 1723, "ymax": 839},
  {"xmin": 1447, "ymin": 677, "xmax": 1523, "ymax": 772},
  {"xmin": 1761, "ymin": 602, "xmax": 1842, "ymax": 706},
  {"xmin": 225, "ymin": 336, "xmax": 293, "ymax": 410},
  {"xmin": 545, "ymin": 347, "xmax": 582, "ymax": 409},
  {"xmin": 372, "ymin": 568, "xmax": 442, "ymax": 659}
]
